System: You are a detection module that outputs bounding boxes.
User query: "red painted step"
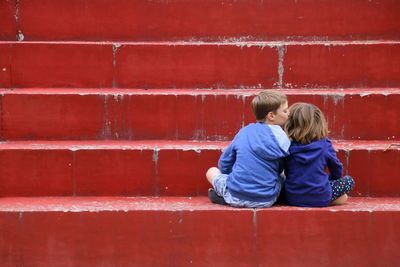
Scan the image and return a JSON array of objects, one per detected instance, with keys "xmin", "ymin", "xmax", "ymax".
[
  {"xmin": 1, "ymin": 88, "xmax": 399, "ymax": 141},
  {"xmin": 1, "ymin": 42, "xmax": 400, "ymax": 89},
  {"xmin": 2, "ymin": 0, "xmax": 400, "ymax": 41},
  {"xmin": 0, "ymin": 0, "xmax": 16, "ymax": 41},
  {"xmin": 0, "ymin": 196, "xmax": 399, "ymax": 266},
  {"xmin": 284, "ymin": 43, "xmax": 400, "ymax": 88},
  {"xmin": 0, "ymin": 140, "xmax": 398, "ymax": 197}
]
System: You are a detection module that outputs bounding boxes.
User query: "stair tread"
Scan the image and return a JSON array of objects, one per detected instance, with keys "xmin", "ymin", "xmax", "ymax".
[
  {"xmin": 0, "ymin": 196, "xmax": 399, "ymax": 212},
  {"xmin": 2, "ymin": 40, "xmax": 400, "ymax": 45},
  {"xmin": 2, "ymin": 88, "xmax": 400, "ymax": 95},
  {"xmin": 0, "ymin": 140, "xmax": 399, "ymax": 150}
]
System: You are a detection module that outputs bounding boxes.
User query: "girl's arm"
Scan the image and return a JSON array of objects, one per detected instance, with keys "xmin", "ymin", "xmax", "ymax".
[
  {"xmin": 218, "ymin": 143, "xmax": 236, "ymax": 174},
  {"xmin": 326, "ymin": 140, "xmax": 343, "ymax": 180}
]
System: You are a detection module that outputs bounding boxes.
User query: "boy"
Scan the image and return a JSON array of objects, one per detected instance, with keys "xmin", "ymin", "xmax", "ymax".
[{"xmin": 206, "ymin": 90, "xmax": 290, "ymax": 208}]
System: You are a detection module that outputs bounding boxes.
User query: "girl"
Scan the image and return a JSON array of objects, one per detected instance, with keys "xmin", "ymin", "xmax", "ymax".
[{"xmin": 283, "ymin": 103, "xmax": 355, "ymax": 207}]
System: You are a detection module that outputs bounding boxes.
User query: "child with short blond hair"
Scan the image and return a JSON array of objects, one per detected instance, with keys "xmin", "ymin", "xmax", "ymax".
[
  {"xmin": 206, "ymin": 90, "xmax": 290, "ymax": 208},
  {"xmin": 284, "ymin": 103, "xmax": 355, "ymax": 207}
]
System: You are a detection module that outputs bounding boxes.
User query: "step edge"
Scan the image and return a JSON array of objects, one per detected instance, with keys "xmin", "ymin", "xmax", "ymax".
[
  {"xmin": 0, "ymin": 196, "xmax": 398, "ymax": 212},
  {"xmin": 2, "ymin": 88, "xmax": 400, "ymax": 96},
  {"xmin": 0, "ymin": 140, "xmax": 399, "ymax": 151},
  {"xmin": 2, "ymin": 40, "xmax": 400, "ymax": 46}
]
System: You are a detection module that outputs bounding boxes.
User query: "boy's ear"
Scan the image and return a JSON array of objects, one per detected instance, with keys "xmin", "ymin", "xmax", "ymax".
[{"xmin": 266, "ymin": 112, "xmax": 275, "ymax": 121}]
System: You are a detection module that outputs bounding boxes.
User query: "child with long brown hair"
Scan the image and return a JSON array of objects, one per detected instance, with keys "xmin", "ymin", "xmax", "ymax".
[{"xmin": 283, "ymin": 103, "xmax": 355, "ymax": 207}]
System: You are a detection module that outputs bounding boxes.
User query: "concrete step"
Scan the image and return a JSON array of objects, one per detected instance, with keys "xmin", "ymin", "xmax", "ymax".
[
  {"xmin": 2, "ymin": 0, "xmax": 400, "ymax": 42},
  {"xmin": 0, "ymin": 140, "xmax": 398, "ymax": 197},
  {"xmin": 0, "ymin": 196, "xmax": 399, "ymax": 266},
  {"xmin": 1, "ymin": 41, "xmax": 400, "ymax": 89},
  {"xmin": 1, "ymin": 88, "xmax": 399, "ymax": 141}
]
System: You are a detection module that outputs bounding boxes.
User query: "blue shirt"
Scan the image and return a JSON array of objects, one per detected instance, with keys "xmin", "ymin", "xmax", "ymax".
[
  {"xmin": 284, "ymin": 138, "xmax": 343, "ymax": 207},
  {"xmin": 218, "ymin": 122, "xmax": 290, "ymax": 202}
]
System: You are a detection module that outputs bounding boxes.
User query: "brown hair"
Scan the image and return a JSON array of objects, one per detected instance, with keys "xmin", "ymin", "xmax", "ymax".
[
  {"xmin": 251, "ymin": 90, "xmax": 287, "ymax": 122},
  {"xmin": 285, "ymin": 103, "xmax": 328, "ymax": 144}
]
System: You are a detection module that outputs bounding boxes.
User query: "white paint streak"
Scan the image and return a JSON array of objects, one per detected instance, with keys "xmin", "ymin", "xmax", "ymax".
[
  {"xmin": 182, "ymin": 147, "xmax": 202, "ymax": 153},
  {"xmin": 276, "ymin": 46, "xmax": 286, "ymax": 88},
  {"xmin": 332, "ymin": 94, "xmax": 344, "ymax": 105},
  {"xmin": 152, "ymin": 148, "xmax": 159, "ymax": 164},
  {"xmin": 17, "ymin": 31, "xmax": 24, "ymax": 41},
  {"xmin": 15, "ymin": 0, "xmax": 24, "ymax": 41},
  {"xmin": 112, "ymin": 44, "xmax": 121, "ymax": 88}
]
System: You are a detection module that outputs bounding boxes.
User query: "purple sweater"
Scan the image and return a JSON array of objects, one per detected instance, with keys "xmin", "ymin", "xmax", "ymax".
[{"xmin": 284, "ymin": 138, "xmax": 343, "ymax": 207}]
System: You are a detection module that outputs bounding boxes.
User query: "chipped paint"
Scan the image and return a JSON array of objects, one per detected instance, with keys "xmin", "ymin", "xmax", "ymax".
[
  {"xmin": 0, "ymin": 140, "xmax": 398, "ymax": 151},
  {"xmin": 152, "ymin": 148, "xmax": 159, "ymax": 164},
  {"xmin": 15, "ymin": 0, "xmax": 24, "ymax": 41},
  {"xmin": 2, "ymin": 40, "xmax": 400, "ymax": 47},
  {"xmin": 182, "ymin": 147, "xmax": 201, "ymax": 153},
  {"xmin": 17, "ymin": 30, "xmax": 24, "ymax": 41},
  {"xmin": 112, "ymin": 44, "xmax": 121, "ymax": 88},
  {"xmin": 102, "ymin": 95, "xmax": 112, "ymax": 138},
  {"xmin": 178, "ymin": 212, "xmax": 183, "ymax": 224},
  {"xmin": 276, "ymin": 45, "xmax": 286, "ymax": 88},
  {"xmin": 0, "ymin": 197, "xmax": 399, "ymax": 212},
  {"xmin": 332, "ymin": 94, "xmax": 344, "ymax": 105},
  {"xmin": 344, "ymin": 149, "xmax": 350, "ymax": 175},
  {"xmin": 3, "ymin": 88, "xmax": 399, "ymax": 97}
]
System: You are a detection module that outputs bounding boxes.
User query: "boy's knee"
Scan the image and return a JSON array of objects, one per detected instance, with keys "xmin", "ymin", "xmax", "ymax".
[{"xmin": 206, "ymin": 167, "xmax": 221, "ymax": 184}]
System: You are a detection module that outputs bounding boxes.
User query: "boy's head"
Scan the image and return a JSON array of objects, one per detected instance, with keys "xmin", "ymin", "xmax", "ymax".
[
  {"xmin": 285, "ymin": 102, "xmax": 328, "ymax": 144},
  {"xmin": 251, "ymin": 90, "xmax": 289, "ymax": 126}
]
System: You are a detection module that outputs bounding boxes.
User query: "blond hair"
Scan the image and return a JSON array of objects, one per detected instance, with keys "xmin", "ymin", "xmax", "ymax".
[
  {"xmin": 285, "ymin": 103, "xmax": 328, "ymax": 144},
  {"xmin": 251, "ymin": 90, "xmax": 287, "ymax": 122}
]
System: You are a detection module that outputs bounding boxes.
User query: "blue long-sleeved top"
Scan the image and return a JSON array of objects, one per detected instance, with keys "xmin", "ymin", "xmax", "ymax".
[
  {"xmin": 218, "ymin": 122, "xmax": 290, "ymax": 202},
  {"xmin": 284, "ymin": 138, "xmax": 343, "ymax": 207}
]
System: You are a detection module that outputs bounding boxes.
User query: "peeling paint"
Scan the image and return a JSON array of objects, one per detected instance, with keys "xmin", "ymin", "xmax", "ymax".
[
  {"xmin": 113, "ymin": 94, "xmax": 124, "ymax": 102},
  {"xmin": 332, "ymin": 94, "xmax": 344, "ymax": 105},
  {"xmin": 178, "ymin": 212, "xmax": 183, "ymax": 224},
  {"xmin": 253, "ymin": 209, "xmax": 257, "ymax": 226},
  {"xmin": 152, "ymin": 148, "xmax": 159, "ymax": 164},
  {"xmin": 276, "ymin": 45, "xmax": 286, "ymax": 89},
  {"xmin": 15, "ymin": 0, "xmax": 24, "ymax": 41},
  {"xmin": 112, "ymin": 44, "xmax": 121, "ymax": 88},
  {"xmin": 17, "ymin": 30, "xmax": 24, "ymax": 41},
  {"xmin": 192, "ymin": 129, "xmax": 206, "ymax": 141},
  {"xmin": 182, "ymin": 147, "xmax": 201, "ymax": 153},
  {"xmin": 102, "ymin": 95, "xmax": 112, "ymax": 138},
  {"xmin": 345, "ymin": 149, "xmax": 350, "ymax": 175}
]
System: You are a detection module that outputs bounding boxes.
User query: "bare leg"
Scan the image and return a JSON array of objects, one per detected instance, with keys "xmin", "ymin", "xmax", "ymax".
[
  {"xmin": 206, "ymin": 167, "xmax": 221, "ymax": 185},
  {"xmin": 331, "ymin": 194, "xmax": 348, "ymax": 205},
  {"xmin": 206, "ymin": 167, "xmax": 228, "ymax": 205}
]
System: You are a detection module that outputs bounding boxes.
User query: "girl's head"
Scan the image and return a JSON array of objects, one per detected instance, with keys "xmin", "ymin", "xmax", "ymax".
[{"xmin": 285, "ymin": 103, "xmax": 328, "ymax": 144}]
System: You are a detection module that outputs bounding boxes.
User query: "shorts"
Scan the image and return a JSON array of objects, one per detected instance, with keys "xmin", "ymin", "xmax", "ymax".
[{"xmin": 212, "ymin": 174, "xmax": 282, "ymax": 208}]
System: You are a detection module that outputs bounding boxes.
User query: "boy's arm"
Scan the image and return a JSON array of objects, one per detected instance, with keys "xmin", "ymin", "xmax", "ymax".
[
  {"xmin": 218, "ymin": 143, "xmax": 236, "ymax": 174},
  {"xmin": 326, "ymin": 140, "xmax": 343, "ymax": 180}
]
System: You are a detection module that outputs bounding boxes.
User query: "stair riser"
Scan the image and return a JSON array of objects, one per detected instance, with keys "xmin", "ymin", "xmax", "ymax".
[
  {"xmin": 2, "ymin": 92, "xmax": 399, "ymax": 141},
  {"xmin": 284, "ymin": 44, "xmax": 400, "ymax": 88},
  {"xmin": 1, "ymin": 43, "xmax": 400, "ymax": 89},
  {"xmin": 0, "ymin": 0, "xmax": 15, "ymax": 41},
  {"xmin": 1, "ymin": 210, "xmax": 399, "ymax": 266},
  {"xmin": 0, "ymin": 146, "xmax": 398, "ymax": 197},
  {"xmin": 3, "ymin": 0, "xmax": 400, "ymax": 41}
]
